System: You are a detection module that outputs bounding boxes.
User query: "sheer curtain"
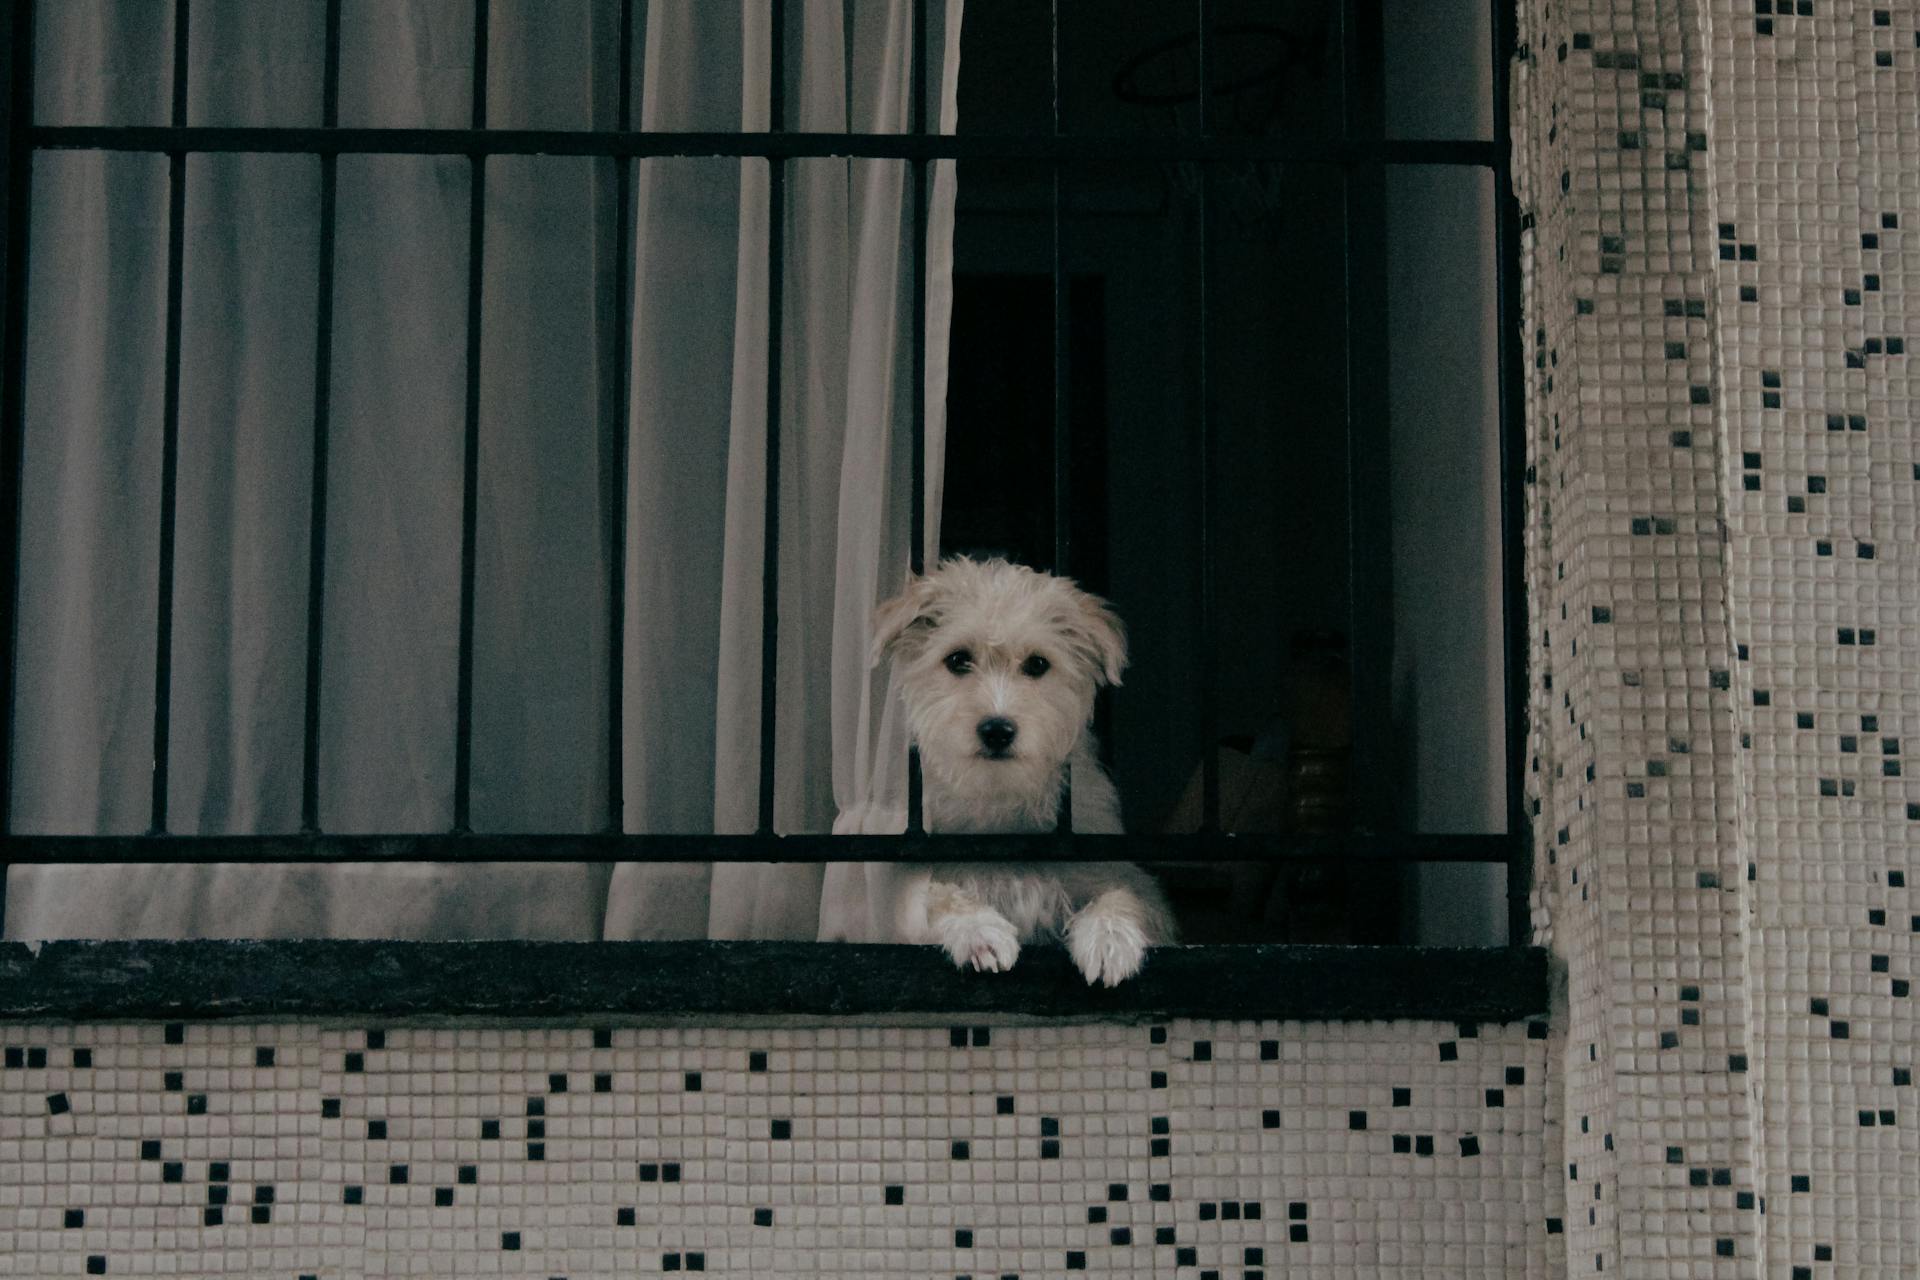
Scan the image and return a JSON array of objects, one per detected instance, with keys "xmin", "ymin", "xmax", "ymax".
[{"xmin": 3, "ymin": 0, "xmax": 959, "ymax": 943}]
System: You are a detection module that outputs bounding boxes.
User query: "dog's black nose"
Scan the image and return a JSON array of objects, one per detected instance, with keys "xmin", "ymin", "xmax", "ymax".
[{"xmin": 977, "ymin": 717, "xmax": 1017, "ymax": 754}]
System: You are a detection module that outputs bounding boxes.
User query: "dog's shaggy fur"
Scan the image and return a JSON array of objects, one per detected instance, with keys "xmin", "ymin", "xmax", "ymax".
[{"xmin": 870, "ymin": 557, "xmax": 1174, "ymax": 985}]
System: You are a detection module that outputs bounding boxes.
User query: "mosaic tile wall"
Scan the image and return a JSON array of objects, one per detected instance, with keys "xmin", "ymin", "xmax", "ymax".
[
  {"xmin": 0, "ymin": 1019, "xmax": 1551, "ymax": 1278},
  {"xmin": 1516, "ymin": 0, "xmax": 1920, "ymax": 1274},
  {"xmin": 1710, "ymin": 0, "xmax": 1920, "ymax": 1274}
]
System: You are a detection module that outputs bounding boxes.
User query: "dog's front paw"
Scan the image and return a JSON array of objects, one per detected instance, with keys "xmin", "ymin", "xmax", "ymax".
[
  {"xmin": 1067, "ymin": 910, "xmax": 1149, "ymax": 987},
  {"xmin": 936, "ymin": 909, "xmax": 1022, "ymax": 974}
]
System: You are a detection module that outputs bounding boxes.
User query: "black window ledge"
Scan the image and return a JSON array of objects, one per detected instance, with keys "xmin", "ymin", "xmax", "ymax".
[{"xmin": 0, "ymin": 941, "xmax": 1547, "ymax": 1024}]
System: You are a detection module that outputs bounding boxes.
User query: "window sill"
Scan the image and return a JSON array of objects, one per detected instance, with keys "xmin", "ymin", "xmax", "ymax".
[{"xmin": 0, "ymin": 940, "xmax": 1548, "ymax": 1024}]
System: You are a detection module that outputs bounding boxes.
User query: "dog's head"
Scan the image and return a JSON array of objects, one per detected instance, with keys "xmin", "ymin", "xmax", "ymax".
[{"xmin": 871, "ymin": 557, "xmax": 1125, "ymax": 803}]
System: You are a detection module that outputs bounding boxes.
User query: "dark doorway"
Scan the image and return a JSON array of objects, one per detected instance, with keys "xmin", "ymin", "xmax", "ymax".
[{"xmin": 941, "ymin": 273, "xmax": 1110, "ymax": 599}]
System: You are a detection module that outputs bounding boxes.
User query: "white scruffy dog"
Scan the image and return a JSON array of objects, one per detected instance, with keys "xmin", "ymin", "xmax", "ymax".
[{"xmin": 869, "ymin": 556, "xmax": 1174, "ymax": 986}]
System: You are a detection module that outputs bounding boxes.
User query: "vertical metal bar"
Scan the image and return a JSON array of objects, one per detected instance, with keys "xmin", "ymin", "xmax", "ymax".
[
  {"xmin": 320, "ymin": 1, "xmax": 342, "ymax": 129},
  {"xmin": 1049, "ymin": 3, "xmax": 1068, "ymax": 582},
  {"xmin": 0, "ymin": 0, "xmax": 38, "ymax": 931},
  {"xmin": 300, "ymin": 0, "xmax": 343, "ymax": 834},
  {"xmin": 149, "ymin": 0, "xmax": 192, "ymax": 834},
  {"xmin": 1195, "ymin": 0, "xmax": 1218, "ymax": 833},
  {"xmin": 1491, "ymin": 0, "xmax": 1530, "ymax": 946},
  {"xmin": 1051, "ymin": 0, "xmax": 1075, "ymax": 835},
  {"xmin": 1339, "ymin": 0, "xmax": 1392, "ymax": 838},
  {"xmin": 606, "ymin": 0, "xmax": 634, "ymax": 832},
  {"xmin": 757, "ymin": 0, "xmax": 786, "ymax": 836},
  {"xmin": 451, "ymin": 0, "xmax": 488, "ymax": 833},
  {"xmin": 906, "ymin": 0, "xmax": 928, "ymax": 836},
  {"xmin": 1193, "ymin": 4, "xmax": 1209, "ymax": 136}
]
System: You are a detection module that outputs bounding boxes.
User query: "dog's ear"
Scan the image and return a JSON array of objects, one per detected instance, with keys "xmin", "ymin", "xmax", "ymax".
[
  {"xmin": 1069, "ymin": 589, "xmax": 1128, "ymax": 687},
  {"xmin": 870, "ymin": 574, "xmax": 941, "ymax": 668}
]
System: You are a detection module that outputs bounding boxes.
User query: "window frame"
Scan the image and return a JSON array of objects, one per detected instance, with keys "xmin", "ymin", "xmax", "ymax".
[{"xmin": 0, "ymin": 0, "xmax": 1532, "ymax": 952}]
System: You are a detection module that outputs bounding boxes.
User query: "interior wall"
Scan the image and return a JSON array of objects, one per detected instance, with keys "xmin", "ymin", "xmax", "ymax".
[
  {"xmin": 1382, "ymin": 0, "xmax": 1507, "ymax": 947},
  {"xmin": 1386, "ymin": 164, "xmax": 1507, "ymax": 946}
]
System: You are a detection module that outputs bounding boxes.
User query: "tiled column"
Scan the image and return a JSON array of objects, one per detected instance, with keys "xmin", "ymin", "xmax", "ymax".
[
  {"xmin": 1706, "ymin": 2, "xmax": 1920, "ymax": 1275},
  {"xmin": 1515, "ymin": 0, "xmax": 1765, "ymax": 1273}
]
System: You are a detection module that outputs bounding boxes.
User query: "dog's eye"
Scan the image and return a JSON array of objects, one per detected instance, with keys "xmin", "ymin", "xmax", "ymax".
[
  {"xmin": 944, "ymin": 649, "xmax": 974, "ymax": 676},
  {"xmin": 1021, "ymin": 654, "xmax": 1050, "ymax": 678}
]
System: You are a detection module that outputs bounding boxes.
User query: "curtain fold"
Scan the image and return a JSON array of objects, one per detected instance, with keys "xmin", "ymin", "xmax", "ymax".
[
  {"xmin": 607, "ymin": 0, "xmax": 960, "ymax": 943},
  {"xmin": 3, "ymin": 0, "xmax": 961, "ymax": 944}
]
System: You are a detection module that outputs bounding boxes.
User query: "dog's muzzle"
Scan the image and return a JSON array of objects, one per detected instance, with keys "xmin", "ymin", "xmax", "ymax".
[{"xmin": 976, "ymin": 717, "xmax": 1018, "ymax": 757}]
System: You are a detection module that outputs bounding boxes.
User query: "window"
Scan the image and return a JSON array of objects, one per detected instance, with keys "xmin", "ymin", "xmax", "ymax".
[{"xmin": 0, "ymin": 0, "xmax": 1526, "ymax": 955}]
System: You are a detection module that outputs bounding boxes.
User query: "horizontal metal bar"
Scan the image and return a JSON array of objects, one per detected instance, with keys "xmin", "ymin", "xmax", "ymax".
[
  {"xmin": 0, "ymin": 938, "xmax": 1552, "ymax": 1023},
  {"xmin": 0, "ymin": 831, "xmax": 1514, "ymax": 865},
  {"xmin": 30, "ymin": 125, "xmax": 1496, "ymax": 167}
]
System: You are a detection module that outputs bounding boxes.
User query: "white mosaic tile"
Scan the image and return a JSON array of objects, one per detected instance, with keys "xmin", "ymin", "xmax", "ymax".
[
  {"xmin": 0, "ymin": 1019, "xmax": 1551, "ymax": 1278},
  {"xmin": 1708, "ymin": 0, "xmax": 1920, "ymax": 1274}
]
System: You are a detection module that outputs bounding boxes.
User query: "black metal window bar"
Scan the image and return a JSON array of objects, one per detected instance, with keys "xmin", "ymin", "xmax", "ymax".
[{"xmin": 0, "ymin": 0, "xmax": 1530, "ymax": 947}]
